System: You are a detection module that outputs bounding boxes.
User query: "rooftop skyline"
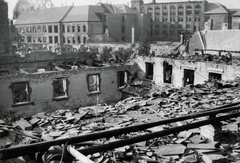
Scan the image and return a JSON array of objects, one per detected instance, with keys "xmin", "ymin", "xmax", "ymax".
[{"xmin": 5, "ymin": 0, "xmax": 240, "ymax": 19}]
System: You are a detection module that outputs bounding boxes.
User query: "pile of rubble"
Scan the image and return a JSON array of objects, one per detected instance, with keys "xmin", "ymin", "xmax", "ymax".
[{"xmin": 1, "ymin": 78, "xmax": 240, "ymax": 163}]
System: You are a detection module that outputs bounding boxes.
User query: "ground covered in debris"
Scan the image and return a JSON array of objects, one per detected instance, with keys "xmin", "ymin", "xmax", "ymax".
[{"xmin": 1, "ymin": 79, "xmax": 240, "ymax": 163}]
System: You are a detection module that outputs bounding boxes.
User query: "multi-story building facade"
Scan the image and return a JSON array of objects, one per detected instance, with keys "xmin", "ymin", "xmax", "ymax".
[
  {"xmin": 0, "ymin": 0, "xmax": 9, "ymax": 54},
  {"xmin": 13, "ymin": 4, "xmax": 151, "ymax": 52},
  {"xmin": 131, "ymin": 0, "xmax": 234, "ymax": 41}
]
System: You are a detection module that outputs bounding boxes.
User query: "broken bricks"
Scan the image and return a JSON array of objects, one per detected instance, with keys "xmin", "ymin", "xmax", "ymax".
[{"xmin": 2, "ymin": 78, "xmax": 240, "ymax": 163}]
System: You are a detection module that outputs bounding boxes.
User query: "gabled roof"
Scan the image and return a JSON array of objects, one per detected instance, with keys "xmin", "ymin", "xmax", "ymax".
[
  {"xmin": 14, "ymin": 6, "xmax": 72, "ymax": 25},
  {"xmin": 201, "ymin": 30, "xmax": 240, "ymax": 51},
  {"xmin": 113, "ymin": 4, "xmax": 138, "ymax": 14},
  {"xmin": 101, "ymin": 3, "xmax": 138, "ymax": 14},
  {"xmin": 63, "ymin": 5, "xmax": 104, "ymax": 22},
  {"xmin": 230, "ymin": 9, "xmax": 240, "ymax": 16},
  {"xmin": 205, "ymin": 2, "xmax": 230, "ymax": 14}
]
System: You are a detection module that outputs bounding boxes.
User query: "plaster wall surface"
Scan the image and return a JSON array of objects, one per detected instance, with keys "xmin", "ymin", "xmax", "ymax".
[
  {"xmin": 136, "ymin": 57, "xmax": 240, "ymax": 88},
  {"xmin": 0, "ymin": 65, "xmax": 136, "ymax": 118}
]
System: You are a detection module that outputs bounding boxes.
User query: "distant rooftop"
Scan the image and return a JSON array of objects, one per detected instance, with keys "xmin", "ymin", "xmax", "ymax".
[{"xmin": 205, "ymin": 2, "xmax": 230, "ymax": 14}]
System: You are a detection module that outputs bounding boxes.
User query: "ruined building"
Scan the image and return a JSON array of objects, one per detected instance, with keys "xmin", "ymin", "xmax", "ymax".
[
  {"xmin": 0, "ymin": 0, "xmax": 9, "ymax": 54},
  {"xmin": 131, "ymin": 0, "xmax": 235, "ymax": 41}
]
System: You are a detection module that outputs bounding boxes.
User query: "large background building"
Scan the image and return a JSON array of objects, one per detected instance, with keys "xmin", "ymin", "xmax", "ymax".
[
  {"xmin": 13, "ymin": 3, "xmax": 151, "ymax": 52},
  {"xmin": 131, "ymin": 0, "xmax": 237, "ymax": 41},
  {"xmin": 0, "ymin": 0, "xmax": 10, "ymax": 54}
]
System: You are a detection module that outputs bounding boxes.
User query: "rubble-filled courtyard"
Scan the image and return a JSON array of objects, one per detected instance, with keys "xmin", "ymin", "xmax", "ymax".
[{"xmin": 1, "ymin": 77, "xmax": 240, "ymax": 163}]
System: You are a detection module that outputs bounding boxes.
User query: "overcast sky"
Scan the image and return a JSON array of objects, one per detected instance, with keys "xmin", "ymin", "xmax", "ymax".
[{"xmin": 5, "ymin": 0, "xmax": 240, "ymax": 19}]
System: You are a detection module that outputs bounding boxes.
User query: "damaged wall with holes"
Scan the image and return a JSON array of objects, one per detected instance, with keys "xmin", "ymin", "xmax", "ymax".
[
  {"xmin": 135, "ymin": 57, "xmax": 240, "ymax": 88},
  {"xmin": 0, "ymin": 65, "xmax": 138, "ymax": 118}
]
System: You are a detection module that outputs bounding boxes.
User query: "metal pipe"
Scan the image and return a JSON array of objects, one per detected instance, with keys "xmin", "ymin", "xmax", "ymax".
[
  {"xmin": 1, "ymin": 102, "xmax": 240, "ymax": 160},
  {"xmin": 78, "ymin": 111, "xmax": 240, "ymax": 155}
]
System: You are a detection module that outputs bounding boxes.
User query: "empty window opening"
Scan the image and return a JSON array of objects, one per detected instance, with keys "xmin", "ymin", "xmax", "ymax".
[
  {"xmin": 52, "ymin": 78, "xmax": 68, "ymax": 99},
  {"xmin": 146, "ymin": 62, "xmax": 154, "ymax": 80},
  {"xmin": 209, "ymin": 72, "xmax": 222, "ymax": 82},
  {"xmin": 87, "ymin": 74, "xmax": 100, "ymax": 93},
  {"xmin": 184, "ymin": 69, "xmax": 194, "ymax": 86},
  {"xmin": 10, "ymin": 82, "xmax": 31, "ymax": 105},
  {"xmin": 163, "ymin": 61, "xmax": 173, "ymax": 84},
  {"xmin": 77, "ymin": 25, "xmax": 81, "ymax": 32},
  {"xmin": 118, "ymin": 71, "xmax": 129, "ymax": 88}
]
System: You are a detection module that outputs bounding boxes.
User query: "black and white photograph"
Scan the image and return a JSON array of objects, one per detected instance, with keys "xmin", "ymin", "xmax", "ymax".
[{"xmin": 0, "ymin": 0, "xmax": 240, "ymax": 162}]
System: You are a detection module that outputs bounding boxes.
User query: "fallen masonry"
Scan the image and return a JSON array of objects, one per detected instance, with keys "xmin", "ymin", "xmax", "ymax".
[{"xmin": 1, "ymin": 78, "xmax": 240, "ymax": 163}]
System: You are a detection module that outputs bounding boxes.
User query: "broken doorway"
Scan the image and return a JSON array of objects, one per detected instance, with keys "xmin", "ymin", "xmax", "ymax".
[
  {"xmin": 163, "ymin": 61, "xmax": 173, "ymax": 84},
  {"xmin": 183, "ymin": 69, "xmax": 195, "ymax": 86},
  {"xmin": 209, "ymin": 72, "xmax": 222, "ymax": 81},
  {"xmin": 146, "ymin": 62, "xmax": 154, "ymax": 80}
]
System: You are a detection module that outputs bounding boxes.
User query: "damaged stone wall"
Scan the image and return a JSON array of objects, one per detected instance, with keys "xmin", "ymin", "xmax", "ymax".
[
  {"xmin": 0, "ymin": 65, "xmax": 137, "ymax": 118},
  {"xmin": 136, "ymin": 57, "xmax": 240, "ymax": 88}
]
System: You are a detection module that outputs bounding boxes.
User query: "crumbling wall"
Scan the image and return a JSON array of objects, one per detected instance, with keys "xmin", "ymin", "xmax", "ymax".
[
  {"xmin": 0, "ymin": 65, "xmax": 137, "ymax": 118},
  {"xmin": 135, "ymin": 57, "xmax": 240, "ymax": 88}
]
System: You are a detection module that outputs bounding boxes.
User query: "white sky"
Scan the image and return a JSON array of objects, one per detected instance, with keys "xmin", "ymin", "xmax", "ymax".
[{"xmin": 5, "ymin": 0, "xmax": 240, "ymax": 19}]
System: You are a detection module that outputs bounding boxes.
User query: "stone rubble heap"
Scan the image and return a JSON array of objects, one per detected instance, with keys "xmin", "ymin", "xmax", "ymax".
[{"xmin": 1, "ymin": 78, "xmax": 240, "ymax": 163}]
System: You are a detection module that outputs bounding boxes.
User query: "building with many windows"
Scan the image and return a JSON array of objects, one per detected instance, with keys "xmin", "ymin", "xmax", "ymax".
[
  {"xmin": 13, "ymin": 3, "xmax": 151, "ymax": 52},
  {"xmin": 131, "ymin": 0, "xmax": 235, "ymax": 41}
]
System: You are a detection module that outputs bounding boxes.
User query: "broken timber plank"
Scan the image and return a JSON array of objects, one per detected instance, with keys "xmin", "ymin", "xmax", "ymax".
[{"xmin": 1, "ymin": 107, "xmax": 240, "ymax": 160}]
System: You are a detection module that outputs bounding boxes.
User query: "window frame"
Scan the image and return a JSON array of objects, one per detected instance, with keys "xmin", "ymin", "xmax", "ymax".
[
  {"xmin": 54, "ymin": 25, "xmax": 58, "ymax": 33},
  {"xmin": 52, "ymin": 77, "xmax": 69, "ymax": 101},
  {"xmin": 10, "ymin": 81, "xmax": 33, "ymax": 107},
  {"xmin": 87, "ymin": 74, "xmax": 101, "ymax": 95}
]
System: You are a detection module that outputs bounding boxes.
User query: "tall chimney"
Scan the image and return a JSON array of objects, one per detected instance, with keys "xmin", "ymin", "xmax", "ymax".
[{"xmin": 132, "ymin": 25, "xmax": 135, "ymax": 44}]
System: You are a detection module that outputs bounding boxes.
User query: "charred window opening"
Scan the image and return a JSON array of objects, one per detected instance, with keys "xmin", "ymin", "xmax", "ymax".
[
  {"xmin": 146, "ymin": 62, "xmax": 154, "ymax": 80},
  {"xmin": 209, "ymin": 72, "xmax": 222, "ymax": 81},
  {"xmin": 184, "ymin": 69, "xmax": 195, "ymax": 86},
  {"xmin": 118, "ymin": 71, "xmax": 129, "ymax": 88},
  {"xmin": 163, "ymin": 61, "xmax": 173, "ymax": 84},
  {"xmin": 10, "ymin": 82, "xmax": 32, "ymax": 106},
  {"xmin": 52, "ymin": 78, "xmax": 69, "ymax": 100},
  {"xmin": 87, "ymin": 74, "xmax": 100, "ymax": 94}
]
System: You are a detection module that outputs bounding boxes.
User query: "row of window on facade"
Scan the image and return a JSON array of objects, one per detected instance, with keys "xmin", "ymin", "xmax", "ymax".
[
  {"xmin": 145, "ymin": 62, "xmax": 222, "ymax": 87},
  {"xmin": 154, "ymin": 23, "xmax": 195, "ymax": 29},
  {"xmin": 155, "ymin": 16, "xmax": 200, "ymax": 22},
  {"xmin": 62, "ymin": 25, "xmax": 87, "ymax": 33},
  {"xmin": 18, "ymin": 25, "xmax": 87, "ymax": 34},
  {"xmin": 9, "ymin": 72, "xmax": 128, "ymax": 106},
  {"xmin": 21, "ymin": 35, "xmax": 88, "ymax": 44},
  {"xmin": 143, "ymin": 3, "xmax": 201, "ymax": 13}
]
